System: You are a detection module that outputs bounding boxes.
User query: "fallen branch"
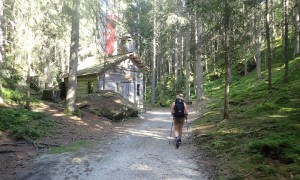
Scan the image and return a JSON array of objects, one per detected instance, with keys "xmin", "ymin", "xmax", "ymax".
[
  {"xmin": 37, "ymin": 143, "xmax": 61, "ymax": 148},
  {"xmin": 0, "ymin": 150, "xmax": 17, "ymax": 154},
  {"xmin": 0, "ymin": 143, "xmax": 16, "ymax": 146},
  {"xmin": 23, "ymin": 136, "xmax": 36, "ymax": 148}
]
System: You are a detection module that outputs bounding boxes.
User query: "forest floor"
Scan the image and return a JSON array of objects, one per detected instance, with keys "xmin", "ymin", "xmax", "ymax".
[
  {"xmin": 0, "ymin": 101, "xmax": 114, "ymax": 179},
  {"xmin": 0, "ymin": 101, "xmax": 216, "ymax": 179}
]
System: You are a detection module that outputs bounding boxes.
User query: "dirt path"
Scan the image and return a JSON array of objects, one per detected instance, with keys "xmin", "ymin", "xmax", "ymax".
[{"xmin": 16, "ymin": 108, "xmax": 214, "ymax": 180}]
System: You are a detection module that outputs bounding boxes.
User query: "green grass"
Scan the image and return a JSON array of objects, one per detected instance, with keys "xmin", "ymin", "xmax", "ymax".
[
  {"xmin": 2, "ymin": 87, "xmax": 42, "ymax": 105},
  {"xmin": 0, "ymin": 87, "xmax": 51, "ymax": 140},
  {"xmin": 47, "ymin": 140, "xmax": 94, "ymax": 154},
  {"xmin": 2, "ymin": 88, "xmax": 25, "ymax": 104},
  {"xmin": 0, "ymin": 107, "xmax": 54, "ymax": 140},
  {"xmin": 193, "ymin": 56, "xmax": 300, "ymax": 179}
]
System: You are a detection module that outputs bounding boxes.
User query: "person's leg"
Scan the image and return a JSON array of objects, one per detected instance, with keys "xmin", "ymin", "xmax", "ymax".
[
  {"xmin": 174, "ymin": 124, "xmax": 179, "ymax": 138},
  {"xmin": 174, "ymin": 118, "xmax": 180, "ymax": 147},
  {"xmin": 178, "ymin": 117, "xmax": 185, "ymax": 139},
  {"xmin": 177, "ymin": 117, "xmax": 185, "ymax": 144},
  {"xmin": 173, "ymin": 118, "xmax": 179, "ymax": 138},
  {"xmin": 174, "ymin": 123, "xmax": 181, "ymax": 148},
  {"xmin": 178, "ymin": 123, "xmax": 184, "ymax": 139}
]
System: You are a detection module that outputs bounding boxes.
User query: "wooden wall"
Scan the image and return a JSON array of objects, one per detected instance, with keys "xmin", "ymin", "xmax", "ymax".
[
  {"xmin": 63, "ymin": 70, "xmax": 143, "ymax": 110},
  {"xmin": 77, "ymin": 74, "xmax": 98, "ymax": 96}
]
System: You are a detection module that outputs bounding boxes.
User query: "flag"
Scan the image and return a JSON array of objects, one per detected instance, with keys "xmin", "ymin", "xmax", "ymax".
[{"xmin": 103, "ymin": 15, "xmax": 117, "ymax": 55}]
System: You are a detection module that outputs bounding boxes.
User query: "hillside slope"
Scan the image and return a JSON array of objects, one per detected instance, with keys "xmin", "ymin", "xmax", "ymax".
[
  {"xmin": 193, "ymin": 57, "xmax": 300, "ymax": 179},
  {"xmin": 0, "ymin": 90, "xmax": 141, "ymax": 179}
]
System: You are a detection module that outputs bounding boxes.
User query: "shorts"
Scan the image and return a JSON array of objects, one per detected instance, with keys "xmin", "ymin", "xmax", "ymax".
[{"xmin": 173, "ymin": 117, "xmax": 185, "ymax": 125}]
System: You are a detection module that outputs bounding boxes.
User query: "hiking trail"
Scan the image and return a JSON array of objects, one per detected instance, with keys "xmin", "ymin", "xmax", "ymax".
[{"xmin": 17, "ymin": 108, "xmax": 214, "ymax": 180}]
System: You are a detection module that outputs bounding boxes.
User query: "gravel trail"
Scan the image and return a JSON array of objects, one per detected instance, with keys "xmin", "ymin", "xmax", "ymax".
[{"xmin": 17, "ymin": 108, "xmax": 212, "ymax": 180}]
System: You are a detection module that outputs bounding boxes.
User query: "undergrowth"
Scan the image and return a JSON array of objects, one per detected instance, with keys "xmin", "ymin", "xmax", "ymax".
[
  {"xmin": 48, "ymin": 140, "xmax": 94, "ymax": 154},
  {"xmin": 2, "ymin": 87, "xmax": 42, "ymax": 106},
  {"xmin": 0, "ymin": 107, "xmax": 54, "ymax": 140},
  {"xmin": 193, "ymin": 56, "xmax": 300, "ymax": 179}
]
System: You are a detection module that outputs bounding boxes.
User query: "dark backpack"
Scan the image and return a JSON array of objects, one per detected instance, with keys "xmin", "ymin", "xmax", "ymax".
[{"xmin": 174, "ymin": 98, "xmax": 185, "ymax": 118}]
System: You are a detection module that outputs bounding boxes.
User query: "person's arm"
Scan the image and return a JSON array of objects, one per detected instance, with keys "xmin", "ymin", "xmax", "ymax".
[
  {"xmin": 184, "ymin": 102, "xmax": 188, "ymax": 117},
  {"xmin": 171, "ymin": 102, "xmax": 175, "ymax": 115}
]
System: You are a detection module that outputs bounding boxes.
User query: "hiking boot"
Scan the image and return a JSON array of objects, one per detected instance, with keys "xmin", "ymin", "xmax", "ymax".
[
  {"xmin": 176, "ymin": 139, "xmax": 180, "ymax": 148},
  {"xmin": 178, "ymin": 139, "xmax": 181, "ymax": 145}
]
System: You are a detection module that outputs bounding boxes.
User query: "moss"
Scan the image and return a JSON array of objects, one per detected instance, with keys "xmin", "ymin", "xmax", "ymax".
[
  {"xmin": 0, "ymin": 108, "xmax": 53, "ymax": 140},
  {"xmin": 193, "ymin": 57, "xmax": 300, "ymax": 178}
]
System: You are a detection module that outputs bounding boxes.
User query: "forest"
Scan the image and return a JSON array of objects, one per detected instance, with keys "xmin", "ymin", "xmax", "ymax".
[{"xmin": 0, "ymin": 0, "xmax": 299, "ymax": 179}]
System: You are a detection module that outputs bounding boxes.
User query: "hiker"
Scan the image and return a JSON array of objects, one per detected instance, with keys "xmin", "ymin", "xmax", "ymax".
[{"xmin": 171, "ymin": 94, "xmax": 188, "ymax": 148}]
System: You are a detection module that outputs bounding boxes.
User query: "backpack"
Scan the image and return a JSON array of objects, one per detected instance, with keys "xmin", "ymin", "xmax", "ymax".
[{"xmin": 174, "ymin": 98, "xmax": 185, "ymax": 118}]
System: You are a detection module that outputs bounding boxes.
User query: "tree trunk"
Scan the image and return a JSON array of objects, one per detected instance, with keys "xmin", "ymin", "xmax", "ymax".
[
  {"xmin": 179, "ymin": 33, "xmax": 183, "ymax": 81},
  {"xmin": 195, "ymin": 15, "xmax": 204, "ymax": 101},
  {"xmin": 174, "ymin": 30, "xmax": 179, "ymax": 81},
  {"xmin": 169, "ymin": 52, "xmax": 172, "ymax": 74},
  {"xmin": 205, "ymin": 56, "xmax": 208, "ymax": 73},
  {"xmin": 66, "ymin": 0, "xmax": 80, "ymax": 113},
  {"xmin": 102, "ymin": 58, "xmax": 106, "ymax": 90},
  {"xmin": 295, "ymin": 0, "xmax": 300, "ymax": 57},
  {"xmin": 25, "ymin": 53, "xmax": 32, "ymax": 110},
  {"xmin": 265, "ymin": 0, "xmax": 272, "ymax": 90},
  {"xmin": 281, "ymin": 0, "xmax": 285, "ymax": 52},
  {"xmin": 284, "ymin": 0, "xmax": 289, "ymax": 82},
  {"xmin": 254, "ymin": 3, "xmax": 262, "ymax": 80},
  {"xmin": 213, "ymin": 39, "xmax": 217, "ymax": 75},
  {"xmin": 157, "ymin": 35, "xmax": 162, "ymax": 79},
  {"xmin": 102, "ymin": 0, "xmax": 109, "ymax": 90},
  {"xmin": 177, "ymin": 0, "xmax": 183, "ymax": 82},
  {"xmin": 270, "ymin": 0, "xmax": 276, "ymax": 60},
  {"xmin": 185, "ymin": 15, "xmax": 191, "ymax": 103},
  {"xmin": 0, "ymin": 0, "xmax": 4, "ymax": 103},
  {"xmin": 151, "ymin": 0, "xmax": 157, "ymax": 106},
  {"xmin": 223, "ymin": 0, "xmax": 230, "ymax": 120},
  {"xmin": 243, "ymin": 3, "xmax": 248, "ymax": 76}
]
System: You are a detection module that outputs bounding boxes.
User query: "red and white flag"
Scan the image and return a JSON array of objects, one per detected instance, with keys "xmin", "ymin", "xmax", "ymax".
[{"xmin": 103, "ymin": 15, "xmax": 117, "ymax": 55}]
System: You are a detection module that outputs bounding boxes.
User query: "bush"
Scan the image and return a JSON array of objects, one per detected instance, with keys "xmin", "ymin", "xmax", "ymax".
[
  {"xmin": 247, "ymin": 135, "xmax": 296, "ymax": 164},
  {"xmin": 0, "ymin": 108, "xmax": 53, "ymax": 140},
  {"xmin": 2, "ymin": 69, "xmax": 22, "ymax": 90},
  {"xmin": 2, "ymin": 88, "xmax": 25, "ymax": 104},
  {"xmin": 209, "ymin": 70, "xmax": 223, "ymax": 80},
  {"xmin": 41, "ymin": 89, "xmax": 60, "ymax": 102},
  {"xmin": 251, "ymin": 103, "xmax": 280, "ymax": 113},
  {"xmin": 235, "ymin": 60, "xmax": 256, "ymax": 76}
]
